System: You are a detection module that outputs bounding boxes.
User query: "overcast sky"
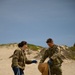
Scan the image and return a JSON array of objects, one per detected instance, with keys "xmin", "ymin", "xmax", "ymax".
[{"xmin": 0, "ymin": 0, "xmax": 75, "ymax": 47}]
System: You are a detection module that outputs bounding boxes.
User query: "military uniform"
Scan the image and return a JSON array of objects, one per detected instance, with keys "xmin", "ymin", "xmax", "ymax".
[
  {"xmin": 11, "ymin": 49, "xmax": 32, "ymax": 69},
  {"xmin": 40, "ymin": 45, "xmax": 63, "ymax": 75}
]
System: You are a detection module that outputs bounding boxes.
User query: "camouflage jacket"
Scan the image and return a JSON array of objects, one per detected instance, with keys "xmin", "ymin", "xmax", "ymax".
[
  {"xmin": 11, "ymin": 49, "xmax": 32, "ymax": 69},
  {"xmin": 40, "ymin": 45, "xmax": 63, "ymax": 65}
]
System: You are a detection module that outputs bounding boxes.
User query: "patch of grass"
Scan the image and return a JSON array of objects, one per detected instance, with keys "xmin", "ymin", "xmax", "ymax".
[
  {"xmin": 69, "ymin": 46, "xmax": 75, "ymax": 51},
  {"xmin": 28, "ymin": 44, "xmax": 42, "ymax": 51},
  {"xmin": 0, "ymin": 43, "xmax": 43, "ymax": 51},
  {"xmin": 0, "ymin": 43, "xmax": 17, "ymax": 48},
  {"xmin": 69, "ymin": 46, "xmax": 75, "ymax": 60}
]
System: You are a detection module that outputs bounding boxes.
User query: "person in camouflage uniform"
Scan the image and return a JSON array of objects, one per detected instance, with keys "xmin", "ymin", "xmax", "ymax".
[
  {"xmin": 10, "ymin": 41, "xmax": 37, "ymax": 75},
  {"xmin": 40, "ymin": 38, "xmax": 63, "ymax": 75}
]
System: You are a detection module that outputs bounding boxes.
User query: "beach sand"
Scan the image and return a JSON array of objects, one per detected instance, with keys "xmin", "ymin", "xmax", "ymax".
[{"xmin": 0, "ymin": 47, "xmax": 75, "ymax": 75}]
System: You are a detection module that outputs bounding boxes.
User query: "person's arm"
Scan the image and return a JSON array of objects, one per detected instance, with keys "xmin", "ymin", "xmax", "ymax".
[
  {"xmin": 51, "ymin": 46, "xmax": 63, "ymax": 63},
  {"xmin": 51, "ymin": 47, "xmax": 60, "ymax": 60},
  {"xmin": 25, "ymin": 57, "xmax": 32, "ymax": 64},
  {"xmin": 40, "ymin": 50, "xmax": 49, "ymax": 63},
  {"xmin": 25, "ymin": 56, "xmax": 37, "ymax": 64}
]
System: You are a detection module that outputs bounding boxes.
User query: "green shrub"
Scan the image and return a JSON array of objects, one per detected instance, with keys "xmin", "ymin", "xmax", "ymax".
[
  {"xmin": 69, "ymin": 46, "xmax": 75, "ymax": 51},
  {"xmin": 28, "ymin": 44, "xmax": 42, "ymax": 51},
  {"xmin": 69, "ymin": 46, "xmax": 75, "ymax": 60}
]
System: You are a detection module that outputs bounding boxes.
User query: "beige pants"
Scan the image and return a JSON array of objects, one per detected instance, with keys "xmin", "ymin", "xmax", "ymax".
[{"xmin": 38, "ymin": 63, "xmax": 51, "ymax": 75}]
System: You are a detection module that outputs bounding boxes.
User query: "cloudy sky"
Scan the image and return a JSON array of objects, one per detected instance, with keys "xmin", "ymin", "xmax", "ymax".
[{"xmin": 0, "ymin": 0, "xmax": 75, "ymax": 47}]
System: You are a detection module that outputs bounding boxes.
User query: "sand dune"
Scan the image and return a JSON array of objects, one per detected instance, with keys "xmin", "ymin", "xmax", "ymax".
[{"xmin": 0, "ymin": 47, "xmax": 75, "ymax": 75}]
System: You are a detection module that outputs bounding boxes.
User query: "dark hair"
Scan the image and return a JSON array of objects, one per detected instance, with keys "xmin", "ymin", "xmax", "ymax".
[
  {"xmin": 46, "ymin": 38, "xmax": 53, "ymax": 43},
  {"xmin": 18, "ymin": 41, "xmax": 27, "ymax": 47}
]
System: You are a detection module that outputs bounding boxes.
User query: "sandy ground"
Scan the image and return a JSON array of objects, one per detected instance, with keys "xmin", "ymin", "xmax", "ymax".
[{"xmin": 0, "ymin": 48, "xmax": 75, "ymax": 75}]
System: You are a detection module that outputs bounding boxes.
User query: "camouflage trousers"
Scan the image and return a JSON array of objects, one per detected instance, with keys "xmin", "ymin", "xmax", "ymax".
[{"xmin": 49, "ymin": 65, "xmax": 62, "ymax": 75}]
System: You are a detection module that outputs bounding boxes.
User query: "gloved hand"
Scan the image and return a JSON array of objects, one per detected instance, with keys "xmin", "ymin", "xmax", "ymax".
[
  {"xmin": 31, "ymin": 60, "xmax": 37, "ymax": 64},
  {"xmin": 47, "ymin": 59, "xmax": 53, "ymax": 65}
]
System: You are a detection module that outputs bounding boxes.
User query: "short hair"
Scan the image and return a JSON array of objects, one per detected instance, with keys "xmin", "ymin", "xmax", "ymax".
[
  {"xmin": 18, "ymin": 41, "xmax": 27, "ymax": 47},
  {"xmin": 46, "ymin": 38, "xmax": 53, "ymax": 43}
]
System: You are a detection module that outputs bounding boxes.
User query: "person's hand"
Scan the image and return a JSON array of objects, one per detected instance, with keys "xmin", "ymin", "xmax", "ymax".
[
  {"xmin": 32, "ymin": 60, "xmax": 37, "ymax": 64},
  {"xmin": 47, "ymin": 59, "xmax": 53, "ymax": 65},
  {"xmin": 18, "ymin": 65, "xmax": 25, "ymax": 70},
  {"xmin": 21, "ymin": 67, "xmax": 25, "ymax": 70}
]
